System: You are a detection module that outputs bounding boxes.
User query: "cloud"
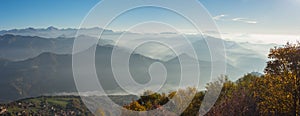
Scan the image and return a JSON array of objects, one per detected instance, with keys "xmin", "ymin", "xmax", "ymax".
[
  {"xmin": 213, "ymin": 15, "xmax": 258, "ymax": 24},
  {"xmin": 232, "ymin": 18, "xmax": 258, "ymax": 24},
  {"xmin": 213, "ymin": 14, "xmax": 227, "ymax": 21}
]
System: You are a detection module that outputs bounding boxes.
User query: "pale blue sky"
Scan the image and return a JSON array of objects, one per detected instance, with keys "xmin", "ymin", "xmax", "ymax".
[{"xmin": 0, "ymin": 0, "xmax": 299, "ymax": 35}]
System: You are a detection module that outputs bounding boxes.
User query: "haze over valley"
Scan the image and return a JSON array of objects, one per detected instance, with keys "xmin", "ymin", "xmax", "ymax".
[{"xmin": 0, "ymin": 27, "xmax": 274, "ymax": 102}]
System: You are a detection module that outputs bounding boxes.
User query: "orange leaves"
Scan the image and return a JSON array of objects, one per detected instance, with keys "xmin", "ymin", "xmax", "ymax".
[{"xmin": 255, "ymin": 42, "xmax": 300, "ymax": 115}]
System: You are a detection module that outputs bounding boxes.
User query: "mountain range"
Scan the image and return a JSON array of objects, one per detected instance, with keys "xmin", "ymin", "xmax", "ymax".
[
  {"xmin": 0, "ymin": 26, "xmax": 117, "ymax": 38},
  {"xmin": 0, "ymin": 27, "xmax": 274, "ymax": 102}
]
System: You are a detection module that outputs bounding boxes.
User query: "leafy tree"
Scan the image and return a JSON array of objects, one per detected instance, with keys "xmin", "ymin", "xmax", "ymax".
[
  {"xmin": 180, "ymin": 91, "xmax": 205, "ymax": 116},
  {"xmin": 255, "ymin": 42, "xmax": 300, "ymax": 115},
  {"xmin": 123, "ymin": 101, "xmax": 146, "ymax": 111},
  {"xmin": 206, "ymin": 74, "xmax": 259, "ymax": 116},
  {"xmin": 254, "ymin": 73, "xmax": 295, "ymax": 115},
  {"xmin": 171, "ymin": 87, "xmax": 197, "ymax": 114},
  {"xmin": 95, "ymin": 108, "xmax": 106, "ymax": 116}
]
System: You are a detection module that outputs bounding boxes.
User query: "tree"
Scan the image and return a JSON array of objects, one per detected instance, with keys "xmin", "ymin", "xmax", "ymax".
[
  {"xmin": 205, "ymin": 74, "xmax": 259, "ymax": 116},
  {"xmin": 95, "ymin": 108, "xmax": 106, "ymax": 116},
  {"xmin": 123, "ymin": 101, "xmax": 146, "ymax": 111},
  {"xmin": 256, "ymin": 42, "xmax": 300, "ymax": 115}
]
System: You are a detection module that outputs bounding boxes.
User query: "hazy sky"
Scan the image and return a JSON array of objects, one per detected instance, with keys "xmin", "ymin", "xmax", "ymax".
[{"xmin": 0, "ymin": 0, "xmax": 300, "ymax": 36}]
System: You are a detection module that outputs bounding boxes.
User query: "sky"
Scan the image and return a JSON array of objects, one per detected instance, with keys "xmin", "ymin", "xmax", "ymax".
[
  {"xmin": 0, "ymin": 0, "xmax": 99, "ymax": 29},
  {"xmin": 0, "ymin": 0, "xmax": 299, "ymax": 43},
  {"xmin": 201, "ymin": 0, "xmax": 300, "ymax": 35}
]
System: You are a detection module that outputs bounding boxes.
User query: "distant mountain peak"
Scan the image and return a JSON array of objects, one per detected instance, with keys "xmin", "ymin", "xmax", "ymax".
[
  {"xmin": 46, "ymin": 26, "xmax": 58, "ymax": 30},
  {"xmin": 26, "ymin": 27, "xmax": 36, "ymax": 30}
]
